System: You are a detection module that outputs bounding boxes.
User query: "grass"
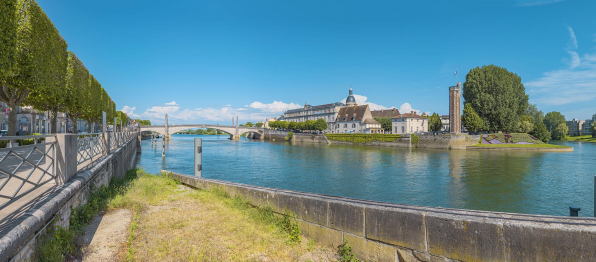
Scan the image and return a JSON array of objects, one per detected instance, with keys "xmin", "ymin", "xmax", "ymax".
[
  {"xmin": 109, "ymin": 169, "xmax": 325, "ymax": 261},
  {"xmin": 469, "ymin": 143, "xmax": 571, "ymax": 149},
  {"xmin": 325, "ymin": 134, "xmax": 402, "ymax": 143},
  {"xmin": 36, "ymin": 169, "xmax": 334, "ymax": 261},
  {"xmin": 566, "ymin": 135, "xmax": 596, "ymax": 143},
  {"xmin": 483, "ymin": 133, "xmax": 544, "ymax": 144}
]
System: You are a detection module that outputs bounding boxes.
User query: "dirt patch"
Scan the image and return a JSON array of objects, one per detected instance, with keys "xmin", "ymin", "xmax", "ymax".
[{"xmin": 80, "ymin": 209, "xmax": 132, "ymax": 262}]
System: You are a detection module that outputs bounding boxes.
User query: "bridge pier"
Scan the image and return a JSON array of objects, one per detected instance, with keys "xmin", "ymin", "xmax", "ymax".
[{"xmin": 230, "ymin": 134, "xmax": 241, "ymax": 140}]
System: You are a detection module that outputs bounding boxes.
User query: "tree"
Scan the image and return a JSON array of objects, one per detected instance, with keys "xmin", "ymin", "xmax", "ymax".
[
  {"xmin": 135, "ymin": 119, "xmax": 151, "ymax": 126},
  {"xmin": 526, "ymin": 104, "xmax": 544, "ymax": 127},
  {"xmin": 543, "ymin": 111, "xmax": 566, "ymax": 132},
  {"xmin": 64, "ymin": 52, "xmax": 89, "ymax": 134},
  {"xmin": 552, "ymin": 122, "xmax": 568, "ymax": 140},
  {"xmin": 463, "ymin": 65, "xmax": 529, "ymax": 132},
  {"xmin": 304, "ymin": 120, "xmax": 315, "ymax": 131},
  {"xmin": 279, "ymin": 121, "xmax": 288, "ymax": 129},
  {"xmin": 255, "ymin": 122, "xmax": 263, "ymax": 128},
  {"xmin": 518, "ymin": 115, "xmax": 533, "ymax": 134},
  {"xmin": 245, "ymin": 122, "xmax": 253, "ymax": 127},
  {"xmin": 0, "ymin": 0, "xmax": 67, "ymax": 135},
  {"xmin": 428, "ymin": 113, "xmax": 442, "ymax": 132},
  {"xmin": 288, "ymin": 121, "xmax": 298, "ymax": 130},
  {"xmin": 374, "ymin": 117, "xmax": 392, "ymax": 132},
  {"xmin": 314, "ymin": 118, "xmax": 327, "ymax": 132},
  {"xmin": 530, "ymin": 122, "xmax": 551, "ymax": 143},
  {"xmin": 592, "ymin": 122, "xmax": 596, "ymax": 138},
  {"xmin": 297, "ymin": 122, "xmax": 305, "ymax": 131},
  {"xmin": 462, "ymin": 103, "xmax": 484, "ymax": 133}
]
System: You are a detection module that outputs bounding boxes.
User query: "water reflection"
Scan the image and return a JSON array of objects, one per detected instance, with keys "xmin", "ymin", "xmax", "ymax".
[{"xmin": 137, "ymin": 135, "xmax": 596, "ymax": 217}]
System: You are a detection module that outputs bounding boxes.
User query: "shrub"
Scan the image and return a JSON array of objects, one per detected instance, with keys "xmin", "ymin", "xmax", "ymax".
[
  {"xmin": 324, "ymin": 134, "xmax": 402, "ymax": 144},
  {"xmin": 411, "ymin": 134, "xmax": 419, "ymax": 144},
  {"xmin": 288, "ymin": 131, "xmax": 293, "ymax": 140}
]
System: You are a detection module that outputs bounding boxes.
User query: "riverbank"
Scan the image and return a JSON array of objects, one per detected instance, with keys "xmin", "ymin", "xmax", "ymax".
[
  {"xmin": 567, "ymin": 135, "xmax": 596, "ymax": 143},
  {"xmin": 468, "ymin": 143, "xmax": 574, "ymax": 152},
  {"xmin": 36, "ymin": 169, "xmax": 338, "ymax": 261}
]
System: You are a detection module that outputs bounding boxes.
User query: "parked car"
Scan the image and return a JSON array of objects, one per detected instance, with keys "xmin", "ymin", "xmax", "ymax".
[{"xmin": 0, "ymin": 130, "xmax": 7, "ymax": 137}]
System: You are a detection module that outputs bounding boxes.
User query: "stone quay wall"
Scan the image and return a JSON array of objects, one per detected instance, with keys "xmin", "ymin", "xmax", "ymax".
[
  {"xmin": 260, "ymin": 129, "xmax": 328, "ymax": 143},
  {"xmin": 416, "ymin": 134, "xmax": 481, "ymax": 150},
  {"xmin": 167, "ymin": 171, "xmax": 596, "ymax": 262},
  {"xmin": 0, "ymin": 134, "xmax": 140, "ymax": 262}
]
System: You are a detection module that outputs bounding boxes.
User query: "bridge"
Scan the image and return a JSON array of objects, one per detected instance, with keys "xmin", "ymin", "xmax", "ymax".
[{"xmin": 139, "ymin": 115, "xmax": 264, "ymax": 140}]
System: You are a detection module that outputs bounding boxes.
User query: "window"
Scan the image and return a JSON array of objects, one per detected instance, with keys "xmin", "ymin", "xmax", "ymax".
[
  {"xmin": 344, "ymin": 124, "xmax": 347, "ymax": 128},
  {"xmin": 394, "ymin": 127, "xmax": 397, "ymax": 133},
  {"xmin": 352, "ymin": 124, "xmax": 356, "ymax": 128},
  {"xmin": 402, "ymin": 126, "xmax": 405, "ymax": 133}
]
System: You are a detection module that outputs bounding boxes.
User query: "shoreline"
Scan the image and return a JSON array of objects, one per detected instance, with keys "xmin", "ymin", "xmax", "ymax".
[{"xmin": 467, "ymin": 145, "xmax": 574, "ymax": 152}]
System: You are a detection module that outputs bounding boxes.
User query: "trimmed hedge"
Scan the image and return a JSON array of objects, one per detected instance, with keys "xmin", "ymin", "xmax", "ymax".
[
  {"xmin": 325, "ymin": 134, "xmax": 402, "ymax": 144},
  {"xmin": 484, "ymin": 133, "xmax": 544, "ymax": 144}
]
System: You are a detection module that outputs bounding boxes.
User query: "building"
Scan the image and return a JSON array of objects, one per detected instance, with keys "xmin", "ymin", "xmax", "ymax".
[
  {"xmin": 449, "ymin": 82, "xmax": 462, "ymax": 133},
  {"xmin": 333, "ymin": 104, "xmax": 383, "ymax": 134},
  {"xmin": 566, "ymin": 119, "xmax": 585, "ymax": 136},
  {"xmin": 440, "ymin": 115, "xmax": 450, "ymax": 132},
  {"xmin": 391, "ymin": 112, "xmax": 428, "ymax": 135},
  {"xmin": 263, "ymin": 118, "xmax": 277, "ymax": 129},
  {"xmin": 370, "ymin": 108, "xmax": 401, "ymax": 118},
  {"xmin": 581, "ymin": 114, "xmax": 596, "ymax": 136}
]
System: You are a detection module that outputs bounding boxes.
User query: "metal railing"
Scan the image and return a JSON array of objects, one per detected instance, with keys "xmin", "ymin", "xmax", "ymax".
[
  {"xmin": 76, "ymin": 133, "xmax": 107, "ymax": 171},
  {"xmin": 0, "ymin": 135, "xmax": 56, "ymax": 209}
]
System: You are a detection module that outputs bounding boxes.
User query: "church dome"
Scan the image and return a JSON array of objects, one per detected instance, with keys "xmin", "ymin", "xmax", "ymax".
[{"xmin": 346, "ymin": 87, "xmax": 356, "ymax": 106}]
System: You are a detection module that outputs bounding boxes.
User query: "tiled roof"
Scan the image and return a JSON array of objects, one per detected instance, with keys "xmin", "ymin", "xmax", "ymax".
[
  {"xmin": 370, "ymin": 108, "xmax": 401, "ymax": 118},
  {"xmin": 392, "ymin": 113, "xmax": 428, "ymax": 119},
  {"xmin": 362, "ymin": 118, "xmax": 380, "ymax": 124},
  {"xmin": 336, "ymin": 105, "xmax": 368, "ymax": 122}
]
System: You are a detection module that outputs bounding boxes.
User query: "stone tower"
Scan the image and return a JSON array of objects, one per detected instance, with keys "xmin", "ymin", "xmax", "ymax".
[
  {"xmin": 346, "ymin": 87, "xmax": 356, "ymax": 107},
  {"xmin": 449, "ymin": 82, "xmax": 462, "ymax": 133}
]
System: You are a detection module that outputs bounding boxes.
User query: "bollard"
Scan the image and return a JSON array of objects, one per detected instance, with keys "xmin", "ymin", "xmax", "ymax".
[
  {"xmin": 194, "ymin": 138, "xmax": 202, "ymax": 177},
  {"xmin": 162, "ymin": 135, "xmax": 165, "ymax": 157},
  {"xmin": 570, "ymin": 206, "xmax": 581, "ymax": 217}
]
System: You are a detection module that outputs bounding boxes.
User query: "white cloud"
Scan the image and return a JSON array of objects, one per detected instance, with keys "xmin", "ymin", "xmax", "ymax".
[
  {"xmin": 141, "ymin": 105, "xmax": 181, "ymax": 119},
  {"xmin": 399, "ymin": 103, "xmax": 422, "ymax": 115},
  {"xmin": 564, "ymin": 26, "xmax": 580, "ymax": 69},
  {"xmin": 248, "ymin": 101, "xmax": 301, "ymax": 113},
  {"xmin": 339, "ymin": 94, "xmax": 395, "ymax": 111},
  {"xmin": 120, "ymin": 105, "xmax": 139, "ymax": 117},
  {"xmin": 525, "ymin": 30, "xmax": 596, "ymax": 107},
  {"xmin": 567, "ymin": 26, "xmax": 578, "ymax": 49},
  {"xmin": 225, "ymin": 104, "xmax": 231, "ymax": 107},
  {"xmin": 165, "ymin": 101, "xmax": 178, "ymax": 106}
]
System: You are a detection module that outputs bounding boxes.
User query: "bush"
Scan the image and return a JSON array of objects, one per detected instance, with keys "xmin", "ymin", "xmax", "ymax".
[
  {"xmin": 411, "ymin": 134, "xmax": 419, "ymax": 144},
  {"xmin": 325, "ymin": 134, "xmax": 402, "ymax": 144}
]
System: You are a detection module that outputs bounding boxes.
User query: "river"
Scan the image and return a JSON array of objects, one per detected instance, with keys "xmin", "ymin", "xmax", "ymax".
[{"xmin": 137, "ymin": 134, "xmax": 596, "ymax": 217}]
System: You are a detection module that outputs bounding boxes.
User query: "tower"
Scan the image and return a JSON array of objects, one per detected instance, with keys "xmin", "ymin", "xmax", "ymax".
[
  {"xmin": 346, "ymin": 87, "xmax": 356, "ymax": 107},
  {"xmin": 449, "ymin": 82, "xmax": 461, "ymax": 133}
]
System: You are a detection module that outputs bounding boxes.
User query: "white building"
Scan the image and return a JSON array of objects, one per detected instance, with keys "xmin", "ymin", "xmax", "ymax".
[
  {"xmin": 333, "ymin": 104, "xmax": 383, "ymax": 134},
  {"xmin": 391, "ymin": 112, "xmax": 428, "ymax": 135}
]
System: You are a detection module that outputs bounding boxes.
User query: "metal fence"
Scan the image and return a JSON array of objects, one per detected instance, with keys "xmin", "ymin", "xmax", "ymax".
[
  {"xmin": 0, "ymin": 135, "xmax": 56, "ymax": 209},
  {"xmin": 76, "ymin": 133, "xmax": 107, "ymax": 171}
]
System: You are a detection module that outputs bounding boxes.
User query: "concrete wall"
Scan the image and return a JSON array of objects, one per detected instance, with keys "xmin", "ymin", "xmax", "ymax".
[
  {"xmin": 0, "ymin": 134, "xmax": 139, "ymax": 262},
  {"xmin": 416, "ymin": 134, "xmax": 481, "ymax": 150},
  {"xmin": 329, "ymin": 137, "xmax": 411, "ymax": 148},
  {"xmin": 167, "ymin": 171, "xmax": 596, "ymax": 262},
  {"xmin": 293, "ymin": 133, "xmax": 327, "ymax": 143}
]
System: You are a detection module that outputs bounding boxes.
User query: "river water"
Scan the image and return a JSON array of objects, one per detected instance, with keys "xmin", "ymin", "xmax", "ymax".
[{"xmin": 137, "ymin": 134, "xmax": 596, "ymax": 217}]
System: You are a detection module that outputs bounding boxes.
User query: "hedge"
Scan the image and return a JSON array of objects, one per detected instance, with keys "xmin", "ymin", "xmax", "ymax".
[{"xmin": 325, "ymin": 134, "xmax": 402, "ymax": 144}]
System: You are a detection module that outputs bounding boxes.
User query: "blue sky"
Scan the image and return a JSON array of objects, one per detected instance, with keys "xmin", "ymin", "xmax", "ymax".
[{"xmin": 39, "ymin": 0, "xmax": 596, "ymax": 124}]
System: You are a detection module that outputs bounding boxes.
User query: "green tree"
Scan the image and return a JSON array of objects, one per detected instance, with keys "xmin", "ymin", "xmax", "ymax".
[
  {"xmin": 428, "ymin": 113, "xmax": 442, "ymax": 132},
  {"xmin": 135, "ymin": 119, "xmax": 151, "ymax": 126},
  {"xmin": 530, "ymin": 122, "xmax": 551, "ymax": 143},
  {"xmin": 552, "ymin": 122, "xmax": 568, "ymax": 140},
  {"xmin": 297, "ymin": 122, "xmax": 305, "ymax": 131},
  {"xmin": 255, "ymin": 122, "xmax": 263, "ymax": 128},
  {"xmin": 543, "ymin": 111, "xmax": 566, "ymax": 132},
  {"xmin": 0, "ymin": 0, "xmax": 67, "ymax": 135},
  {"xmin": 526, "ymin": 104, "xmax": 544, "ymax": 127},
  {"xmin": 462, "ymin": 103, "xmax": 484, "ymax": 133},
  {"xmin": 315, "ymin": 118, "xmax": 327, "ymax": 132},
  {"xmin": 245, "ymin": 122, "xmax": 253, "ymax": 127},
  {"xmin": 288, "ymin": 121, "xmax": 298, "ymax": 130},
  {"xmin": 518, "ymin": 115, "xmax": 533, "ymax": 134},
  {"xmin": 374, "ymin": 117, "xmax": 392, "ymax": 132},
  {"xmin": 303, "ymin": 120, "xmax": 314, "ymax": 131},
  {"xmin": 64, "ymin": 52, "xmax": 89, "ymax": 134},
  {"xmin": 463, "ymin": 65, "xmax": 529, "ymax": 132}
]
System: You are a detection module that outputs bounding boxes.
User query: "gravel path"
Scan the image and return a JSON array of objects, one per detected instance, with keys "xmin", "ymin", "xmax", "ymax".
[{"xmin": 80, "ymin": 209, "xmax": 132, "ymax": 262}]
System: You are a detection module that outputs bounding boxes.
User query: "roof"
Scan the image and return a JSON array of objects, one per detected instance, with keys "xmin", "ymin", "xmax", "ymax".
[
  {"xmin": 392, "ymin": 113, "xmax": 428, "ymax": 119},
  {"xmin": 336, "ymin": 105, "xmax": 368, "ymax": 122},
  {"xmin": 370, "ymin": 108, "xmax": 401, "ymax": 118},
  {"xmin": 362, "ymin": 118, "xmax": 380, "ymax": 125}
]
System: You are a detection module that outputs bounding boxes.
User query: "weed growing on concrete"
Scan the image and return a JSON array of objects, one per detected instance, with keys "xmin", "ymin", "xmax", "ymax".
[
  {"xmin": 338, "ymin": 240, "xmax": 361, "ymax": 262},
  {"xmin": 35, "ymin": 168, "xmax": 142, "ymax": 261}
]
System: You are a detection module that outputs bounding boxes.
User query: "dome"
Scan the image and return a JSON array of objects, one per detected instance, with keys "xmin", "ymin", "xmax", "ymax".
[{"xmin": 346, "ymin": 87, "xmax": 356, "ymax": 106}]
